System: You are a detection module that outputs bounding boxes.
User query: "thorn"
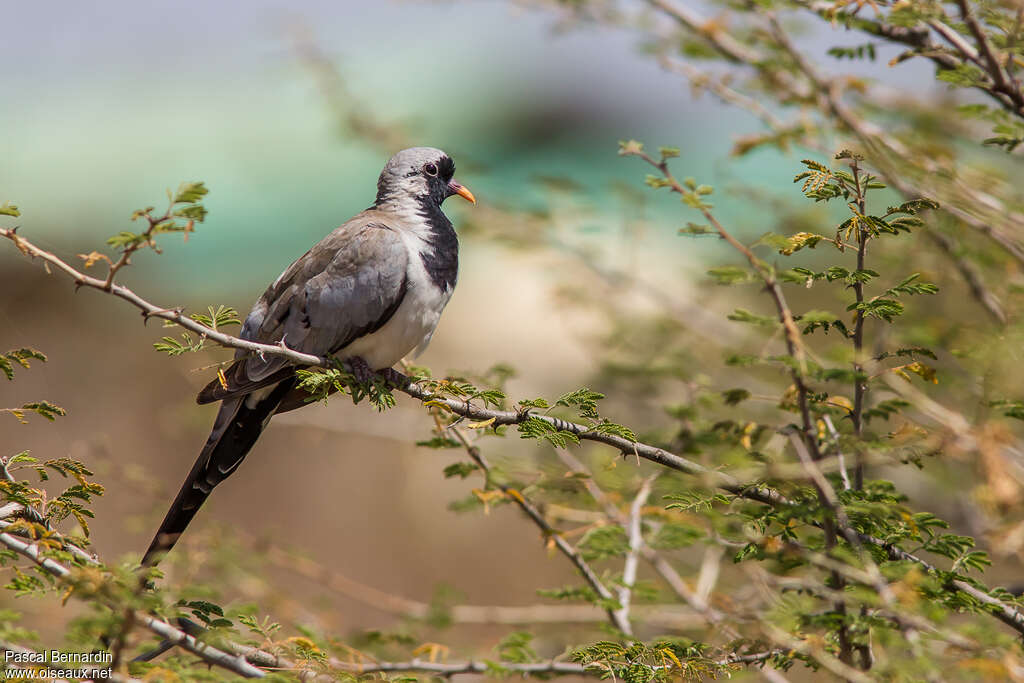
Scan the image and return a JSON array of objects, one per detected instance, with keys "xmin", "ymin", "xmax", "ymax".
[{"xmin": 141, "ymin": 306, "xmax": 183, "ymax": 325}]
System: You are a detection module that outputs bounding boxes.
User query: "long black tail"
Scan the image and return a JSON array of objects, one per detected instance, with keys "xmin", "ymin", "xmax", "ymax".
[{"xmin": 141, "ymin": 378, "xmax": 295, "ymax": 567}]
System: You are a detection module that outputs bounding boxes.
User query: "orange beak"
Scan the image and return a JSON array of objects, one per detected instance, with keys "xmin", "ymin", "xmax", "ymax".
[{"xmin": 449, "ymin": 181, "xmax": 476, "ymax": 204}]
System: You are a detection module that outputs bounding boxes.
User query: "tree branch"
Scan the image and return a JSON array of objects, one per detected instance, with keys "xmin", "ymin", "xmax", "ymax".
[
  {"xmin": 0, "ymin": 227, "xmax": 325, "ymax": 368},
  {"xmin": 0, "ymin": 530, "xmax": 267, "ymax": 678},
  {"xmin": 955, "ymin": 0, "xmax": 1024, "ymax": 114},
  {"xmin": 6, "ymin": 225, "xmax": 1024, "ymax": 642},
  {"xmin": 613, "ymin": 475, "xmax": 656, "ymax": 632},
  {"xmin": 446, "ymin": 425, "xmax": 631, "ymax": 634}
]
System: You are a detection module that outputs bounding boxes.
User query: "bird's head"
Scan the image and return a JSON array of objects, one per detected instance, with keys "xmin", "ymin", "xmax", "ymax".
[{"xmin": 374, "ymin": 147, "xmax": 476, "ymax": 209}]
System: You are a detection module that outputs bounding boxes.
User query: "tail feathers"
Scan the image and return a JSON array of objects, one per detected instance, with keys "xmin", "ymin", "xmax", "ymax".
[
  {"xmin": 141, "ymin": 379, "xmax": 295, "ymax": 567},
  {"xmin": 196, "ymin": 361, "xmax": 296, "ymax": 405}
]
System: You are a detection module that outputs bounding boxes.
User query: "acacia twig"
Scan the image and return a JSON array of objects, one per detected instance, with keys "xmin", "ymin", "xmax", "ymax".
[
  {"xmin": 554, "ymin": 448, "xmax": 735, "ymax": 631},
  {"xmin": 0, "ymin": 531, "xmax": 267, "ymax": 678},
  {"xmin": 446, "ymin": 424, "xmax": 631, "ymax": 634},
  {"xmin": 613, "ymin": 475, "xmax": 656, "ymax": 632},
  {"xmin": 955, "ymin": 0, "xmax": 1024, "ymax": 114},
  {"xmin": 643, "ymin": 0, "xmax": 1018, "ymax": 322}
]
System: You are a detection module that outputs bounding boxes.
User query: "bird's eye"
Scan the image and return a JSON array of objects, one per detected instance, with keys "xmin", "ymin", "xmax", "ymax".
[{"xmin": 423, "ymin": 162, "xmax": 438, "ymax": 177}]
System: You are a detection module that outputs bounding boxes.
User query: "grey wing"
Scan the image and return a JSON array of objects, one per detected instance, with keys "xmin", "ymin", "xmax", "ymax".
[{"xmin": 197, "ymin": 219, "xmax": 409, "ymax": 404}]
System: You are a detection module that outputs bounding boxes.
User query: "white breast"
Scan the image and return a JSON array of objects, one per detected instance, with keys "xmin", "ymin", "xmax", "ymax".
[{"xmin": 336, "ymin": 232, "xmax": 453, "ymax": 370}]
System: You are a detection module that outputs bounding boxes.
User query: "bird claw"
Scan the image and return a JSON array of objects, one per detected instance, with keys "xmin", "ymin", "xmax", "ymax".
[
  {"xmin": 346, "ymin": 356, "xmax": 375, "ymax": 386},
  {"xmin": 377, "ymin": 367, "xmax": 410, "ymax": 389}
]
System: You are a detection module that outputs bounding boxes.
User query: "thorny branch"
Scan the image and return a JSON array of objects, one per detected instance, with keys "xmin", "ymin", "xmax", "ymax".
[
  {"xmin": 5, "ymin": 225, "xmax": 1024, "ymax": 643},
  {"xmin": 554, "ymin": 448, "xmax": 735, "ymax": 632},
  {"xmin": 444, "ymin": 423, "xmax": 632, "ymax": 634},
  {"xmin": 620, "ymin": 147, "xmax": 823, "ymax": 463},
  {"xmin": 0, "ymin": 510, "xmax": 609, "ymax": 680},
  {"xmin": 0, "ymin": 529, "xmax": 267, "ymax": 678},
  {"xmin": 0, "ymin": 506, "xmax": 783, "ymax": 680},
  {"xmin": 613, "ymin": 474, "xmax": 656, "ymax": 632},
  {"xmin": 626, "ymin": 144, "xmax": 854, "ymax": 661},
  {"xmin": 640, "ymin": 0, "xmax": 1018, "ymax": 324}
]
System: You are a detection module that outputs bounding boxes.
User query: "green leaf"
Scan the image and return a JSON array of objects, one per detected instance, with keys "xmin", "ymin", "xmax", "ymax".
[
  {"xmin": 517, "ymin": 416, "xmax": 579, "ymax": 448},
  {"xmin": 727, "ymin": 309, "xmax": 776, "ymax": 326},
  {"xmin": 884, "ymin": 273, "xmax": 939, "ymax": 297},
  {"xmin": 587, "ymin": 420, "xmax": 637, "ymax": 442},
  {"xmin": 442, "ymin": 462, "xmax": 479, "ymax": 479},
  {"xmin": 665, "ymin": 491, "xmax": 730, "ymax": 512},
  {"xmin": 1, "ymin": 348, "xmax": 47, "ymax": 381},
  {"xmin": 518, "ymin": 398, "xmax": 550, "ymax": 410},
  {"xmin": 172, "ymin": 181, "xmax": 209, "ymax": 204},
  {"xmin": 707, "ymin": 266, "xmax": 754, "ymax": 285},
  {"xmin": 173, "ymin": 204, "xmax": 209, "ymax": 222},
  {"xmin": 579, "ymin": 526, "xmax": 630, "ymax": 561},
  {"xmin": 19, "ymin": 401, "xmax": 66, "ymax": 421},
  {"xmin": 847, "ymin": 298, "xmax": 905, "ymax": 322},
  {"xmin": 722, "ymin": 388, "xmax": 751, "ymax": 406},
  {"xmin": 106, "ymin": 231, "xmax": 146, "ymax": 249},
  {"xmin": 189, "ymin": 305, "xmax": 241, "ymax": 331},
  {"xmin": 827, "ymin": 43, "xmax": 876, "ymax": 60},
  {"xmin": 649, "ymin": 522, "xmax": 702, "ymax": 550},
  {"xmin": 494, "ymin": 631, "xmax": 539, "ymax": 664},
  {"xmin": 417, "ymin": 436, "xmax": 461, "ymax": 449},
  {"xmin": 555, "ymin": 388, "xmax": 605, "ymax": 420},
  {"xmin": 678, "ymin": 222, "xmax": 714, "ymax": 236}
]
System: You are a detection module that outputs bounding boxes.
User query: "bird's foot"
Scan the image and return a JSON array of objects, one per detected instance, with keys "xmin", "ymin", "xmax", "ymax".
[
  {"xmin": 345, "ymin": 356, "xmax": 375, "ymax": 386},
  {"xmin": 377, "ymin": 367, "xmax": 410, "ymax": 390}
]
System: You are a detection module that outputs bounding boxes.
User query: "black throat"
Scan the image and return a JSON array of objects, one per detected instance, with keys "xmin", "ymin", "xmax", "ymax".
[{"xmin": 415, "ymin": 197, "xmax": 459, "ymax": 293}]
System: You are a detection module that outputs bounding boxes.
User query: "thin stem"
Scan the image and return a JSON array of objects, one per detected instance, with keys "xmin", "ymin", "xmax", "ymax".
[
  {"xmin": 613, "ymin": 475, "xmax": 656, "ymax": 632},
  {"xmin": 447, "ymin": 425, "xmax": 632, "ymax": 635},
  {"xmin": 849, "ymin": 159, "xmax": 868, "ymax": 491},
  {"xmin": 955, "ymin": 0, "xmax": 1024, "ymax": 114}
]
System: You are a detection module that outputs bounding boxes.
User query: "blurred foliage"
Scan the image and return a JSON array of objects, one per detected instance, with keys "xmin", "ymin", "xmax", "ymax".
[{"xmin": 4, "ymin": 0, "xmax": 1024, "ymax": 679}]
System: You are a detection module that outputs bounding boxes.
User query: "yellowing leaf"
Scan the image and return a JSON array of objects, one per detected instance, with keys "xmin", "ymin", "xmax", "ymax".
[
  {"xmin": 891, "ymin": 362, "xmax": 938, "ymax": 384},
  {"xmin": 77, "ymin": 251, "xmax": 112, "ymax": 268},
  {"xmin": 466, "ymin": 417, "xmax": 495, "ymax": 429},
  {"xmin": 285, "ymin": 636, "xmax": 319, "ymax": 651},
  {"xmin": 778, "ymin": 384, "xmax": 799, "ymax": 411},
  {"xmin": 779, "ymin": 231, "xmax": 824, "ymax": 255},
  {"xmin": 660, "ymin": 647, "xmax": 683, "ymax": 670},
  {"xmin": 740, "ymin": 421, "xmax": 756, "ymax": 450},
  {"xmin": 412, "ymin": 642, "xmax": 450, "ymax": 663},
  {"xmin": 907, "ymin": 361, "xmax": 938, "ymax": 384},
  {"xmin": 505, "ymin": 488, "xmax": 526, "ymax": 504},
  {"xmin": 825, "ymin": 395, "xmax": 854, "ymax": 415},
  {"xmin": 472, "ymin": 488, "xmax": 504, "ymax": 514}
]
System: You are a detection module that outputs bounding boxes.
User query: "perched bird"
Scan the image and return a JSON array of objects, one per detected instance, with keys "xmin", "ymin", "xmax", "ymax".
[{"xmin": 141, "ymin": 147, "xmax": 475, "ymax": 567}]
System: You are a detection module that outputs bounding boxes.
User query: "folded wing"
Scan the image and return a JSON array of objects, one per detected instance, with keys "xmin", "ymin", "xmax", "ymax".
[{"xmin": 197, "ymin": 218, "xmax": 409, "ymax": 404}]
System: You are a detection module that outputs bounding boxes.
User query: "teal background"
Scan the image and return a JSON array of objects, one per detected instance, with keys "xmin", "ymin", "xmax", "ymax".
[{"xmin": 0, "ymin": 0, "xmax": 800, "ymax": 295}]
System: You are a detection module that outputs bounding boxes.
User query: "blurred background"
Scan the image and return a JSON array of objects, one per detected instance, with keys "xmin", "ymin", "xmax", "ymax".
[{"xmin": 2, "ymin": 0, "xmax": 1017, "ymax": 676}]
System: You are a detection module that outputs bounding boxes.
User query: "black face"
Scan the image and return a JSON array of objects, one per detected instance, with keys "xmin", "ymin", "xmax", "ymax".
[{"xmin": 423, "ymin": 155, "xmax": 457, "ymax": 206}]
